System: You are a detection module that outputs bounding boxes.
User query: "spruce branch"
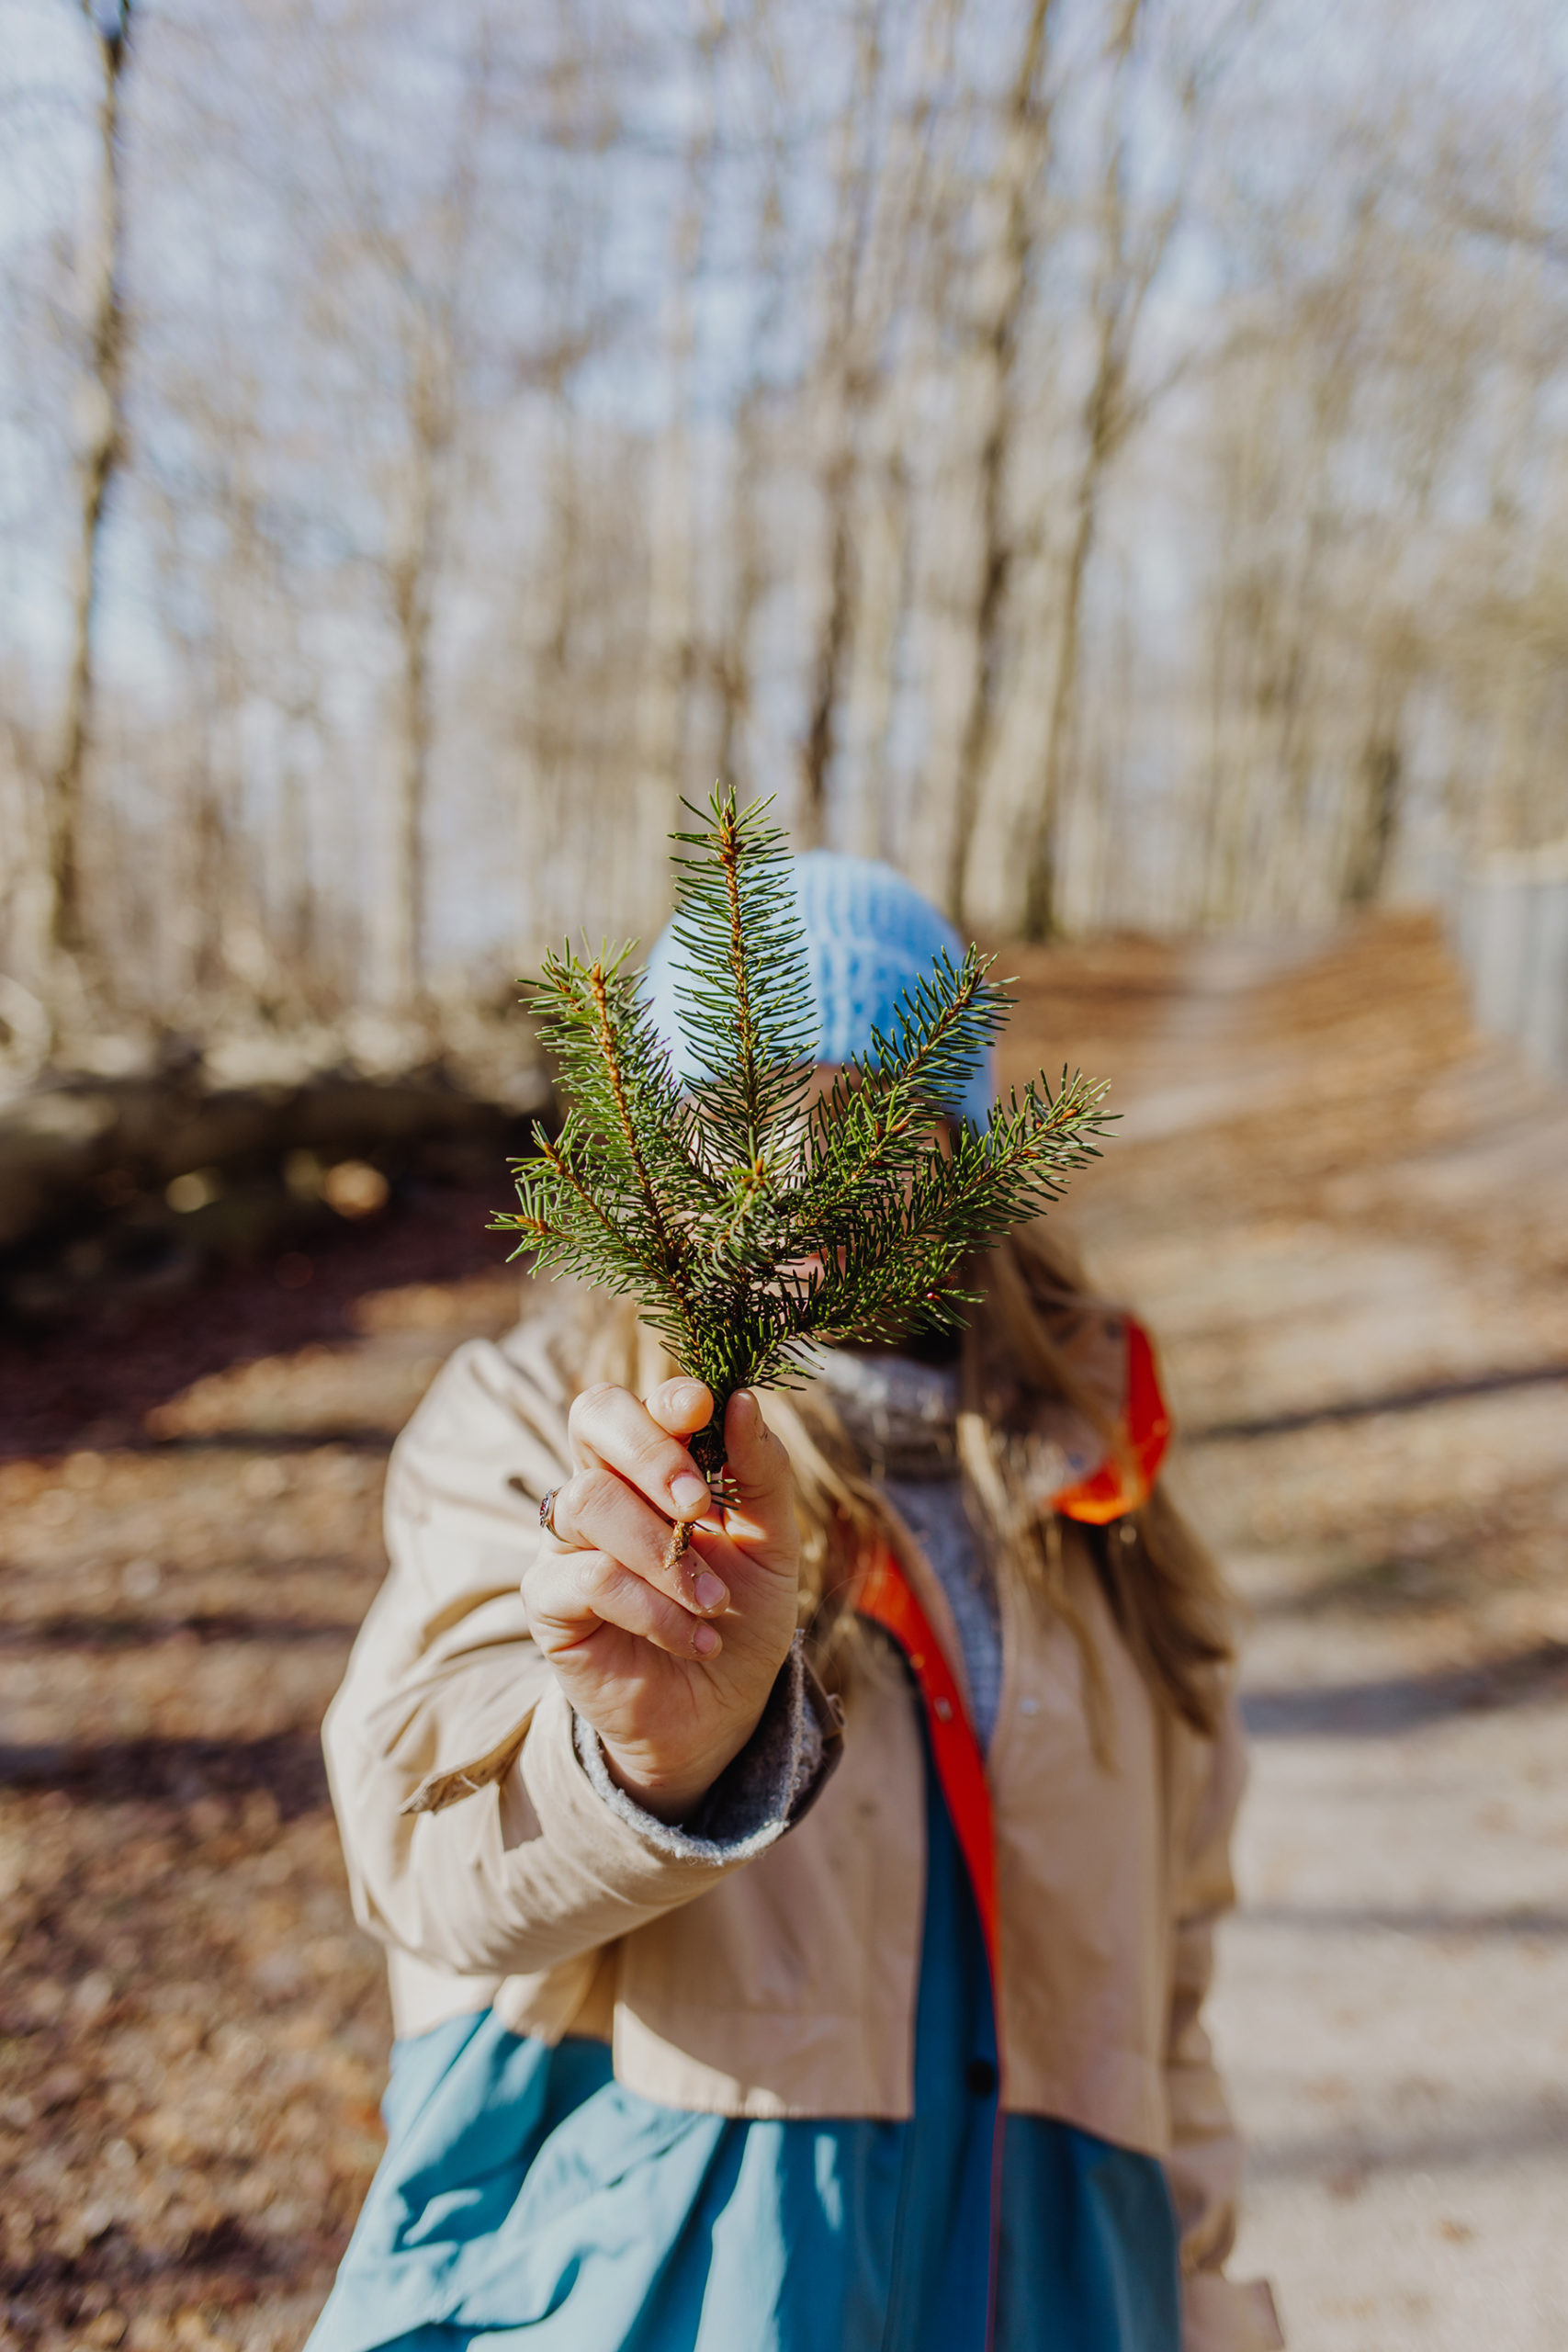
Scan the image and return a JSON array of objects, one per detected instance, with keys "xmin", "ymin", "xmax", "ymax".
[{"xmin": 495, "ymin": 787, "xmax": 1113, "ymax": 1533}]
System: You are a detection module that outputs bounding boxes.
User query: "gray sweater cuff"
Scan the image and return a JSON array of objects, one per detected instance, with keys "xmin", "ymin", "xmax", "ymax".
[{"xmin": 571, "ymin": 1632, "xmax": 839, "ymax": 1862}]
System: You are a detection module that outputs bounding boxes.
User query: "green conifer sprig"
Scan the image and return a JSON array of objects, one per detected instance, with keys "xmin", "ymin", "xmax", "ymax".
[{"xmin": 494, "ymin": 788, "xmax": 1111, "ymax": 1506}]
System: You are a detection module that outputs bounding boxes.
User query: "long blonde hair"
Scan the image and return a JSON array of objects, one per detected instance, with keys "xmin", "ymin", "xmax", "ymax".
[{"xmin": 569, "ymin": 1217, "xmax": 1235, "ymax": 1744}]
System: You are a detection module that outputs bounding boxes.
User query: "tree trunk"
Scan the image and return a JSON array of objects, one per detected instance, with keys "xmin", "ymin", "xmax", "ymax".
[
  {"xmin": 377, "ymin": 46, "xmax": 486, "ymax": 1013},
  {"xmin": 943, "ymin": 0, "xmax": 1055, "ymax": 925},
  {"xmin": 387, "ymin": 546, "xmax": 433, "ymax": 1009},
  {"xmin": 1343, "ymin": 728, "xmax": 1404, "ymax": 904},
  {"xmin": 798, "ymin": 474, "xmax": 855, "ymax": 849},
  {"xmin": 1024, "ymin": 458, "xmax": 1100, "ymax": 938},
  {"xmin": 714, "ymin": 388, "xmax": 766, "ymax": 804},
  {"xmin": 42, "ymin": 2, "xmax": 133, "ymax": 1000},
  {"xmin": 795, "ymin": 1, "xmax": 886, "ymax": 851},
  {"xmin": 711, "ymin": 10, "xmax": 790, "ymax": 814},
  {"xmin": 839, "ymin": 439, "xmax": 911, "ymax": 859},
  {"xmin": 1021, "ymin": 0, "xmax": 1171, "ymax": 940},
  {"xmin": 634, "ymin": 301, "xmax": 696, "ymax": 916},
  {"xmin": 384, "ymin": 383, "xmax": 438, "ymax": 1012},
  {"xmin": 632, "ymin": 40, "xmax": 716, "ymax": 923}
]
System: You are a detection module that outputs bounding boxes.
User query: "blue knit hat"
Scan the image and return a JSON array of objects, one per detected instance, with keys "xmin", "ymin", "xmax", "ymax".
[{"xmin": 640, "ymin": 849, "xmax": 996, "ymax": 1127}]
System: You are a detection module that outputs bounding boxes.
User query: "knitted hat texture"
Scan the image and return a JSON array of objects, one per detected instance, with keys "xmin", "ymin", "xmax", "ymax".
[{"xmin": 639, "ymin": 849, "xmax": 996, "ymax": 1126}]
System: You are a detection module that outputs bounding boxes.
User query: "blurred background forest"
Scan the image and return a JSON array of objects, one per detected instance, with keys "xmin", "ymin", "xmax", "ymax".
[
  {"xmin": 3, "ymin": 0, "xmax": 1567, "ymax": 1069},
  {"xmin": 4, "ymin": 8, "xmax": 1568, "ymax": 2350}
]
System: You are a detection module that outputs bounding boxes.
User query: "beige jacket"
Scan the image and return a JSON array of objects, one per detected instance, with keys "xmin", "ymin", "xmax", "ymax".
[{"xmin": 323, "ymin": 1306, "xmax": 1283, "ymax": 2352}]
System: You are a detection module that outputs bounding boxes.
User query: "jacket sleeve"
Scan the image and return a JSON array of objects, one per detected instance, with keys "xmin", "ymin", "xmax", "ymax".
[
  {"xmin": 321, "ymin": 1314, "xmax": 840, "ymax": 1982},
  {"xmin": 1165, "ymin": 1699, "xmax": 1286, "ymax": 2352}
]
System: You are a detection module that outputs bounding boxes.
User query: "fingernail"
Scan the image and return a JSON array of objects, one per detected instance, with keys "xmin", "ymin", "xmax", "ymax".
[
  {"xmin": 672, "ymin": 1383, "xmax": 709, "ymax": 1419},
  {"xmin": 671, "ymin": 1473, "xmax": 709, "ymax": 1515},
  {"xmin": 693, "ymin": 1571, "xmax": 728, "ymax": 1613},
  {"xmin": 728, "ymin": 1390, "xmax": 754, "ymax": 1427},
  {"xmin": 694, "ymin": 1623, "xmax": 721, "ymax": 1657}
]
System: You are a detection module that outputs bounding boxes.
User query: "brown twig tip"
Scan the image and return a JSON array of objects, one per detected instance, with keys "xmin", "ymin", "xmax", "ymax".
[{"xmin": 664, "ymin": 1519, "xmax": 694, "ymax": 1575}]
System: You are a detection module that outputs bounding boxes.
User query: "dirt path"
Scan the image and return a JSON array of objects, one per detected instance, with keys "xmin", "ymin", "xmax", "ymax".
[
  {"xmin": 2, "ymin": 913, "xmax": 1564, "ymax": 2349},
  {"xmin": 1004, "ymin": 917, "xmax": 1568, "ymax": 2352}
]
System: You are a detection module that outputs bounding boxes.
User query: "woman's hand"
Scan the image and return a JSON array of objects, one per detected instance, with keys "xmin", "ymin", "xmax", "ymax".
[{"xmin": 521, "ymin": 1381, "xmax": 801, "ymax": 1823}]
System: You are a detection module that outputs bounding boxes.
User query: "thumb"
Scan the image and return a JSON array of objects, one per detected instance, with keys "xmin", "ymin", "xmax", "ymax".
[{"xmin": 717, "ymin": 1390, "xmax": 796, "ymax": 1569}]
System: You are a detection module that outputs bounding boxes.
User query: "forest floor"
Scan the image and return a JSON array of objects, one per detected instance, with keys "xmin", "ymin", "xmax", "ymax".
[{"xmin": 2, "ymin": 909, "xmax": 1566, "ymax": 2351}]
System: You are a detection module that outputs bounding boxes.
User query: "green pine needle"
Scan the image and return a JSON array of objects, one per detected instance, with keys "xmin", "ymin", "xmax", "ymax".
[{"xmin": 493, "ymin": 787, "xmax": 1112, "ymax": 1488}]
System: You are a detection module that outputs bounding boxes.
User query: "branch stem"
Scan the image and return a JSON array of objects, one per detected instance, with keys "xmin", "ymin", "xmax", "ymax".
[
  {"xmin": 716, "ymin": 801, "xmax": 765, "ymax": 1162},
  {"xmin": 587, "ymin": 960, "xmax": 677, "ymax": 1266}
]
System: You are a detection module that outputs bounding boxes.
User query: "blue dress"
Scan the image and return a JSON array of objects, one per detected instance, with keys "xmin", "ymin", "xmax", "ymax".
[{"xmin": 307, "ymin": 1736, "xmax": 1180, "ymax": 2352}]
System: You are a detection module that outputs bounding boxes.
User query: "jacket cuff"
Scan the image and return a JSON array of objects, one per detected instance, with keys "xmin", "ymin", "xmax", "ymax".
[
  {"xmin": 1182, "ymin": 2274, "xmax": 1285, "ymax": 2351},
  {"xmin": 515, "ymin": 1645, "xmax": 844, "ymax": 1933},
  {"xmin": 571, "ymin": 1633, "xmax": 841, "ymax": 1862}
]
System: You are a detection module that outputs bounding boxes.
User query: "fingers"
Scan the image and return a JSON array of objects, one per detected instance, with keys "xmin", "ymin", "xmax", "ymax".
[
  {"xmin": 547, "ymin": 1463, "xmax": 730, "ymax": 1618},
  {"xmin": 569, "ymin": 1380, "xmax": 714, "ymax": 1522},
  {"xmin": 525, "ymin": 1544, "xmax": 722, "ymax": 1661},
  {"xmin": 644, "ymin": 1377, "xmax": 716, "ymax": 1439},
  {"xmin": 553, "ymin": 1380, "xmax": 797, "ymax": 1631}
]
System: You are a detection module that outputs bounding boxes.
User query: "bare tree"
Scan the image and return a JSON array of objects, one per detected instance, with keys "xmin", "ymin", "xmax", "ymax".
[
  {"xmin": 39, "ymin": 0, "xmax": 133, "ymax": 1011},
  {"xmin": 378, "ymin": 51, "xmax": 488, "ymax": 1012},
  {"xmin": 709, "ymin": 0, "xmax": 791, "ymax": 809},
  {"xmin": 1021, "ymin": 0, "xmax": 1191, "ymax": 938},
  {"xmin": 833, "ymin": 0, "xmax": 964, "ymax": 863},
  {"xmin": 626, "ymin": 6, "xmax": 725, "ymax": 941},
  {"xmin": 795, "ymin": 0, "xmax": 890, "ymax": 848},
  {"xmin": 942, "ymin": 0, "xmax": 1055, "ymax": 921}
]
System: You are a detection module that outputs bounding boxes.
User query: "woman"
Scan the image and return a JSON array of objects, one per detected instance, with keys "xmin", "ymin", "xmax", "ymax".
[{"xmin": 309, "ymin": 854, "xmax": 1283, "ymax": 2352}]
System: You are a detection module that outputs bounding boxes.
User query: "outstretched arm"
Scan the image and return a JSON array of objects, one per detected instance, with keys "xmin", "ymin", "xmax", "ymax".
[{"xmin": 321, "ymin": 1311, "xmax": 838, "ymax": 1984}]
